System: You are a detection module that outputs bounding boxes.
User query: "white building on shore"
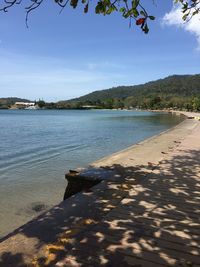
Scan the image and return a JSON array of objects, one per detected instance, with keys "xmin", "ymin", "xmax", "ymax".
[{"xmin": 15, "ymin": 102, "xmax": 36, "ymax": 109}]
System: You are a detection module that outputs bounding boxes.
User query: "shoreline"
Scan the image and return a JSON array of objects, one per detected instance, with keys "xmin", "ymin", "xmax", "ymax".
[
  {"xmin": 89, "ymin": 111, "xmax": 193, "ymax": 169},
  {"xmin": 0, "ymin": 111, "xmax": 200, "ymax": 266},
  {"xmin": 1, "ymin": 111, "xmax": 182, "ymax": 238}
]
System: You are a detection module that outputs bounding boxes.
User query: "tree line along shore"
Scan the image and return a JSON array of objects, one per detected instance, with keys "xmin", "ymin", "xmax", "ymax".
[{"xmin": 1, "ymin": 74, "xmax": 200, "ymax": 111}]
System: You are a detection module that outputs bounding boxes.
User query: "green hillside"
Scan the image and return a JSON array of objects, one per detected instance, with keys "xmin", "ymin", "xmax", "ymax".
[
  {"xmin": 1, "ymin": 74, "xmax": 200, "ymax": 111},
  {"xmin": 58, "ymin": 74, "xmax": 200, "ymax": 111}
]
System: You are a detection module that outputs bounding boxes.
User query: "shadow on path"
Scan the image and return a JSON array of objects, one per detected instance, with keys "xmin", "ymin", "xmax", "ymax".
[{"xmin": 0, "ymin": 149, "xmax": 200, "ymax": 266}]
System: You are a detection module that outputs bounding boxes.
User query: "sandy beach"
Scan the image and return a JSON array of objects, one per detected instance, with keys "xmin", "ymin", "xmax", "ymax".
[{"xmin": 0, "ymin": 111, "xmax": 200, "ymax": 267}]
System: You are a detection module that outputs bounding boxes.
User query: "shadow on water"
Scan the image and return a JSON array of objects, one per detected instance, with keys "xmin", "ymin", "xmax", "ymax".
[{"xmin": 0, "ymin": 148, "xmax": 200, "ymax": 266}]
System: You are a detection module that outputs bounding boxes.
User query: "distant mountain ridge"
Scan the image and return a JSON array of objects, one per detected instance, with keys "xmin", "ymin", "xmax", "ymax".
[
  {"xmin": 66, "ymin": 74, "xmax": 200, "ymax": 103},
  {"xmin": 1, "ymin": 74, "xmax": 200, "ymax": 111},
  {"xmin": 56, "ymin": 74, "xmax": 200, "ymax": 110}
]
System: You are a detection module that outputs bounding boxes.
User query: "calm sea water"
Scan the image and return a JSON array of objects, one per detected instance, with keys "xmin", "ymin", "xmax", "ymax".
[{"xmin": 0, "ymin": 109, "xmax": 184, "ymax": 237}]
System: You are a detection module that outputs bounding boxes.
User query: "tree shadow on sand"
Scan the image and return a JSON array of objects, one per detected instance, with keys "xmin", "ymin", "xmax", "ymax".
[{"xmin": 0, "ymin": 148, "xmax": 200, "ymax": 266}]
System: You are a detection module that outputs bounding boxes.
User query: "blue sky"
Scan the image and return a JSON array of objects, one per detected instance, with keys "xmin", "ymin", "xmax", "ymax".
[{"xmin": 0, "ymin": 0, "xmax": 200, "ymax": 101}]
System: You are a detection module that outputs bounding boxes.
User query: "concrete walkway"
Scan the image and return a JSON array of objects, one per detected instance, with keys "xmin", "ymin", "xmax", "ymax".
[{"xmin": 0, "ymin": 115, "xmax": 200, "ymax": 267}]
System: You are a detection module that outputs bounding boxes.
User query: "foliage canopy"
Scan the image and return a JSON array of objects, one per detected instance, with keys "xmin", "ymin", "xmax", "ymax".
[
  {"xmin": 58, "ymin": 74, "xmax": 200, "ymax": 111},
  {"xmin": 0, "ymin": 0, "xmax": 199, "ymax": 32}
]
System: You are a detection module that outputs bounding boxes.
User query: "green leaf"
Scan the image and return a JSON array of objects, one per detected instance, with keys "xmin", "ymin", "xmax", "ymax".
[
  {"xmin": 119, "ymin": 7, "xmax": 126, "ymax": 12},
  {"xmin": 143, "ymin": 24, "xmax": 149, "ymax": 34},
  {"xmin": 132, "ymin": 8, "xmax": 139, "ymax": 17},
  {"xmin": 106, "ymin": 6, "xmax": 115, "ymax": 14},
  {"xmin": 70, "ymin": 0, "xmax": 78, "ymax": 9},
  {"xmin": 132, "ymin": 0, "xmax": 139, "ymax": 9},
  {"xmin": 140, "ymin": 10, "xmax": 145, "ymax": 16},
  {"xmin": 84, "ymin": 3, "xmax": 88, "ymax": 13},
  {"xmin": 182, "ymin": 13, "xmax": 188, "ymax": 21},
  {"xmin": 149, "ymin": 15, "xmax": 155, "ymax": 20}
]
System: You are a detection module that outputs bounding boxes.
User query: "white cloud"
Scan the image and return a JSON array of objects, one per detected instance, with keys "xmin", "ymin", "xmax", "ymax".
[{"xmin": 163, "ymin": 4, "xmax": 200, "ymax": 50}]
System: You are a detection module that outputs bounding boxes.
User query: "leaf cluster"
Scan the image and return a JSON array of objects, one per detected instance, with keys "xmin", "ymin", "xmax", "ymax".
[
  {"xmin": 175, "ymin": 0, "xmax": 200, "ymax": 21},
  {"xmin": 0, "ymin": 1, "xmax": 199, "ymax": 32}
]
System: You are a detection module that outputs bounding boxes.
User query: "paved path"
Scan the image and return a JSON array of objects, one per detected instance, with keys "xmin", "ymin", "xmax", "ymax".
[
  {"xmin": 0, "ymin": 117, "xmax": 200, "ymax": 267},
  {"xmin": 55, "ymin": 119, "xmax": 200, "ymax": 267}
]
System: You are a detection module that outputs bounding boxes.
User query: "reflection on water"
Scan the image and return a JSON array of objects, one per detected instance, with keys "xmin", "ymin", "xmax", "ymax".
[{"xmin": 0, "ymin": 109, "xmax": 184, "ymax": 237}]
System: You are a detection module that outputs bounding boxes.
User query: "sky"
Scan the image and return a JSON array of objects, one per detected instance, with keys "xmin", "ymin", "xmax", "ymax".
[{"xmin": 0, "ymin": 0, "xmax": 200, "ymax": 101}]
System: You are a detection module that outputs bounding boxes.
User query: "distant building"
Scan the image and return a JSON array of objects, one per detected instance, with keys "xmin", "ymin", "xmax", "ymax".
[
  {"xmin": 82, "ymin": 105, "xmax": 97, "ymax": 109},
  {"xmin": 14, "ymin": 102, "xmax": 35, "ymax": 109},
  {"xmin": 15, "ymin": 102, "xmax": 35, "ymax": 107}
]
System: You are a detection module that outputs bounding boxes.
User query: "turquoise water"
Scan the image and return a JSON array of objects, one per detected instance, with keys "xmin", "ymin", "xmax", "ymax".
[{"xmin": 0, "ymin": 109, "xmax": 183, "ymax": 237}]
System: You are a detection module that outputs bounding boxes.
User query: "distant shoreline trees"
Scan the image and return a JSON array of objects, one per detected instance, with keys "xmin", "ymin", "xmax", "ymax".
[
  {"xmin": 1, "ymin": 74, "xmax": 200, "ymax": 111},
  {"xmin": 1, "ymin": 96, "xmax": 200, "ymax": 111}
]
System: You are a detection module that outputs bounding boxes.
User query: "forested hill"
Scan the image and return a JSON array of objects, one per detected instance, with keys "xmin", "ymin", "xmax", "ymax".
[
  {"xmin": 1, "ymin": 74, "xmax": 200, "ymax": 111},
  {"xmin": 57, "ymin": 74, "xmax": 200, "ymax": 110},
  {"xmin": 71, "ymin": 74, "xmax": 200, "ymax": 102},
  {"xmin": 0, "ymin": 97, "xmax": 31, "ymax": 109}
]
